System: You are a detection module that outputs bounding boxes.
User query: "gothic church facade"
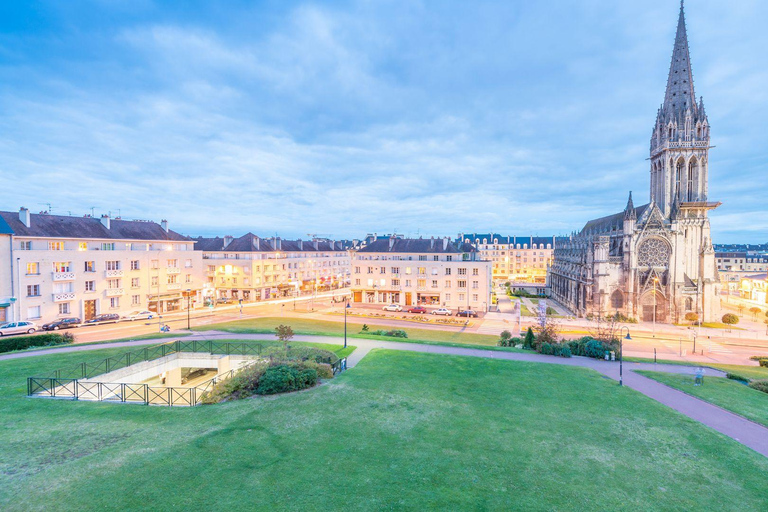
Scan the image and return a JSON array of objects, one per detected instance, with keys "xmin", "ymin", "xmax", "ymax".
[{"xmin": 550, "ymin": 2, "xmax": 721, "ymax": 323}]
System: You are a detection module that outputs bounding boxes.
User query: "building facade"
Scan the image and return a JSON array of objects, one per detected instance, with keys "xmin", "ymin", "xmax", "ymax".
[
  {"xmin": 350, "ymin": 237, "xmax": 492, "ymax": 312},
  {"xmin": 0, "ymin": 216, "xmax": 13, "ymax": 322},
  {"xmin": 716, "ymin": 252, "xmax": 768, "ymax": 273},
  {"xmin": 459, "ymin": 234, "xmax": 555, "ymax": 283},
  {"xmin": 195, "ymin": 234, "xmax": 350, "ymax": 301},
  {"xmin": 0, "ymin": 209, "xmax": 205, "ymax": 324},
  {"xmin": 550, "ymin": 3, "xmax": 721, "ymax": 323}
]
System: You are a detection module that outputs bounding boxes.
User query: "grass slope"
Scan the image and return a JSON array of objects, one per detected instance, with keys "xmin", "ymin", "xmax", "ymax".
[
  {"xmin": 194, "ymin": 316, "xmax": 510, "ymax": 349},
  {"xmin": 2, "ymin": 349, "xmax": 768, "ymax": 510},
  {"xmin": 637, "ymin": 371, "xmax": 768, "ymax": 428}
]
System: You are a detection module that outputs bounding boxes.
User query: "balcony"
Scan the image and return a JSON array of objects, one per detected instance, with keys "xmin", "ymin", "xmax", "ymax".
[
  {"xmin": 53, "ymin": 292, "xmax": 76, "ymax": 302},
  {"xmin": 105, "ymin": 288, "xmax": 124, "ymax": 297},
  {"xmin": 166, "ymin": 267, "xmax": 181, "ymax": 274},
  {"xmin": 167, "ymin": 283, "xmax": 181, "ymax": 290},
  {"xmin": 105, "ymin": 269, "xmax": 124, "ymax": 278},
  {"xmin": 52, "ymin": 272, "xmax": 75, "ymax": 281}
]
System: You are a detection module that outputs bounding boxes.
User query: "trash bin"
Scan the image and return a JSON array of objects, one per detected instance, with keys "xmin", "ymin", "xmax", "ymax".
[{"xmin": 605, "ymin": 351, "xmax": 610, "ymax": 361}]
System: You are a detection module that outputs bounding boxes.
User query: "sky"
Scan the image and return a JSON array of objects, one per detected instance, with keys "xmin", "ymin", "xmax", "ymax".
[{"xmin": 0, "ymin": 0, "xmax": 766, "ymax": 243}]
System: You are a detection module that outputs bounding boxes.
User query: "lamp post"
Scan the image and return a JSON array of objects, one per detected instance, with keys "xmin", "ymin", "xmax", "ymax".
[
  {"xmin": 652, "ymin": 277, "xmax": 659, "ymax": 335},
  {"xmin": 344, "ymin": 298, "xmax": 350, "ymax": 349},
  {"xmin": 619, "ymin": 326, "xmax": 632, "ymax": 387},
  {"xmin": 186, "ymin": 288, "xmax": 191, "ymax": 330}
]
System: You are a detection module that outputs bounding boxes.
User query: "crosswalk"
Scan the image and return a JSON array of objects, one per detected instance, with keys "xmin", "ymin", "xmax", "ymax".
[
  {"xmin": 654, "ymin": 336, "xmax": 734, "ymax": 356},
  {"xmin": 477, "ymin": 313, "xmax": 518, "ymax": 335}
]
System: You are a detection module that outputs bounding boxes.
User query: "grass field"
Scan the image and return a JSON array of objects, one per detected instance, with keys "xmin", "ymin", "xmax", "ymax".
[
  {"xmin": 3, "ymin": 348, "xmax": 768, "ymax": 510},
  {"xmin": 637, "ymin": 371, "xmax": 768, "ymax": 428},
  {"xmin": 624, "ymin": 357, "xmax": 768, "ymax": 381},
  {"xmin": 195, "ymin": 316, "xmax": 507, "ymax": 348}
]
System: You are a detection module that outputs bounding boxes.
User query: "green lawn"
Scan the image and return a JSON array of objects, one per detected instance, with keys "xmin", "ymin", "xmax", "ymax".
[
  {"xmin": 195, "ymin": 316, "xmax": 507, "ymax": 349},
  {"xmin": 624, "ymin": 357, "xmax": 768, "ymax": 381},
  {"xmin": 637, "ymin": 371, "xmax": 768, "ymax": 428},
  {"xmin": 2, "ymin": 348, "xmax": 768, "ymax": 510}
]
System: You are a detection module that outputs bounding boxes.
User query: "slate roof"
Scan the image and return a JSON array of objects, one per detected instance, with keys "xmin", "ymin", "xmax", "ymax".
[
  {"xmin": 357, "ymin": 238, "xmax": 476, "ymax": 254},
  {"xmin": 459, "ymin": 233, "xmax": 555, "ymax": 247},
  {"xmin": 0, "ymin": 215, "xmax": 13, "ymax": 235},
  {"xmin": 0, "ymin": 211, "xmax": 189, "ymax": 241},
  {"xmin": 581, "ymin": 204, "xmax": 650, "ymax": 234},
  {"xmin": 194, "ymin": 233, "xmax": 346, "ymax": 253}
]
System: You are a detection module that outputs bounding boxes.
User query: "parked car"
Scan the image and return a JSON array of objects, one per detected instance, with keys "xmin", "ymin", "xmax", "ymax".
[
  {"xmin": 406, "ymin": 306, "xmax": 427, "ymax": 314},
  {"xmin": 431, "ymin": 308, "xmax": 452, "ymax": 316},
  {"xmin": 83, "ymin": 313, "xmax": 121, "ymax": 325},
  {"xmin": 382, "ymin": 304, "xmax": 402, "ymax": 312},
  {"xmin": 41, "ymin": 318, "xmax": 81, "ymax": 331},
  {"xmin": 216, "ymin": 298, "xmax": 233, "ymax": 305},
  {"xmin": 0, "ymin": 321, "xmax": 37, "ymax": 336},
  {"xmin": 456, "ymin": 310, "xmax": 478, "ymax": 318},
  {"xmin": 122, "ymin": 310, "xmax": 155, "ymax": 321}
]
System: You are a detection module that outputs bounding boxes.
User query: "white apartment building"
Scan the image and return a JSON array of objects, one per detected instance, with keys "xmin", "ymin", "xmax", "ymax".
[
  {"xmin": 195, "ymin": 234, "xmax": 351, "ymax": 301},
  {"xmin": 0, "ymin": 217, "xmax": 13, "ymax": 322},
  {"xmin": 0, "ymin": 208, "xmax": 206, "ymax": 324},
  {"xmin": 459, "ymin": 234, "xmax": 556, "ymax": 283},
  {"xmin": 350, "ymin": 237, "xmax": 492, "ymax": 312},
  {"xmin": 716, "ymin": 252, "xmax": 768, "ymax": 273}
]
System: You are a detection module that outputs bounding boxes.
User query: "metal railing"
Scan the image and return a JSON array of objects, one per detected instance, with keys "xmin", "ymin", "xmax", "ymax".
[{"xmin": 27, "ymin": 339, "xmax": 263, "ymax": 406}]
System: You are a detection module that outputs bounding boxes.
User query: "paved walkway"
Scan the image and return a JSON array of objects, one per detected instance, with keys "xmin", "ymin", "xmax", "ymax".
[{"xmin": 4, "ymin": 331, "xmax": 767, "ymax": 458}]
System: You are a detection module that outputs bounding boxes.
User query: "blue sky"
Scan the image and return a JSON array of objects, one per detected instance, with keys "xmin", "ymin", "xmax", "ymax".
[{"xmin": 1, "ymin": 0, "xmax": 766, "ymax": 242}]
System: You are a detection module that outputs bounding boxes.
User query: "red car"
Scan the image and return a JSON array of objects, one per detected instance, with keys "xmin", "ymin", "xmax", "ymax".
[{"xmin": 407, "ymin": 306, "xmax": 427, "ymax": 314}]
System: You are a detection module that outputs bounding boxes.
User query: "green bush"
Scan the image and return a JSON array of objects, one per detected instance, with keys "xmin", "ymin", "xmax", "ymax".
[
  {"xmin": 200, "ymin": 362, "xmax": 268, "ymax": 404},
  {"xmin": 0, "ymin": 332, "xmax": 74, "ymax": 354},
  {"xmin": 523, "ymin": 327, "xmax": 535, "ymax": 350},
  {"xmin": 726, "ymin": 372, "xmax": 750, "ymax": 383},
  {"xmin": 538, "ymin": 342, "xmax": 571, "ymax": 358},
  {"xmin": 747, "ymin": 380, "xmax": 768, "ymax": 394},
  {"xmin": 722, "ymin": 313, "xmax": 739, "ymax": 325},
  {"xmin": 368, "ymin": 329, "xmax": 408, "ymax": 338},
  {"xmin": 610, "ymin": 312, "xmax": 638, "ymax": 323},
  {"xmin": 760, "ymin": 360, "xmax": 768, "ymax": 369},
  {"xmin": 256, "ymin": 363, "xmax": 318, "ymax": 395},
  {"xmin": 263, "ymin": 345, "xmax": 339, "ymax": 364},
  {"xmin": 301, "ymin": 360, "xmax": 334, "ymax": 379}
]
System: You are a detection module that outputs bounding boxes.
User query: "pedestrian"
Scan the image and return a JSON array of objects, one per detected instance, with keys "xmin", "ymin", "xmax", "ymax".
[{"xmin": 694, "ymin": 367, "xmax": 705, "ymax": 386}]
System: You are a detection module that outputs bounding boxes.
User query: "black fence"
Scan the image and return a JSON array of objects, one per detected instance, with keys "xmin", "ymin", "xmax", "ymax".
[{"xmin": 27, "ymin": 339, "xmax": 263, "ymax": 406}]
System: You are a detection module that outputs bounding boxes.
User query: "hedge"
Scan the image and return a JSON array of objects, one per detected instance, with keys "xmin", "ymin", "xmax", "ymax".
[{"xmin": 0, "ymin": 332, "xmax": 74, "ymax": 354}]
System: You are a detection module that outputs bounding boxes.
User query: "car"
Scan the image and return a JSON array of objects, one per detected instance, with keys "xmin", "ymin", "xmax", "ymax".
[
  {"xmin": 406, "ymin": 306, "xmax": 427, "ymax": 314},
  {"xmin": 382, "ymin": 304, "xmax": 402, "ymax": 312},
  {"xmin": 41, "ymin": 318, "xmax": 81, "ymax": 331},
  {"xmin": 456, "ymin": 310, "xmax": 478, "ymax": 318},
  {"xmin": 83, "ymin": 313, "xmax": 121, "ymax": 325},
  {"xmin": 122, "ymin": 310, "xmax": 155, "ymax": 321},
  {"xmin": 0, "ymin": 321, "xmax": 37, "ymax": 336},
  {"xmin": 431, "ymin": 308, "xmax": 452, "ymax": 316}
]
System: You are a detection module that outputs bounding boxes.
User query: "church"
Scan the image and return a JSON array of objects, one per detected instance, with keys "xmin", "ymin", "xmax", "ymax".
[{"xmin": 550, "ymin": 2, "xmax": 721, "ymax": 324}]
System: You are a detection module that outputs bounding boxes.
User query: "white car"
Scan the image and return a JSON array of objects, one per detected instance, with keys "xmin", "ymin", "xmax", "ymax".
[
  {"xmin": 382, "ymin": 304, "xmax": 402, "ymax": 312},
  {"xmin": 122, "ymin": 310, "xmax": 155, "ymax": 321},
  {"xmin": 0, "ymin": 321, "xmax": 37, "ymax": 336},
  {"xmin": 431, "ymin": 308, "xmax": 452, "ymax": 316}
]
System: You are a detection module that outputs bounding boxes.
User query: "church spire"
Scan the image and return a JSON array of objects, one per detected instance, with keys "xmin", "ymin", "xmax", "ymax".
[
  {"xmin": 624, "ymin": 191, "xmax": 636, "ymax": 220},
  {"xmin": 663, "ymin": 0, "xmax": 696, "ymax": 118}
]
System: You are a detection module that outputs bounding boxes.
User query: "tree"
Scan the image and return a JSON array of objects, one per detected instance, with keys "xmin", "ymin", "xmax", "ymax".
[
  {"xmin": 523, "ymin": 327, "xmax": 535, "ymax": 349},
  {"xmin": 275, "ymin": 324, "xmax": 295, "ymax": 355},
  {"xmin": 684, "ymin": 312, "xmax": 699, "ymax": 324},
  {"xmin": 749, "ymin": 307, "xmax": 761, "ymax": 320},
  {"xmin": 722, "ymin": 313, "xmax": 739, "ymax": 326}
]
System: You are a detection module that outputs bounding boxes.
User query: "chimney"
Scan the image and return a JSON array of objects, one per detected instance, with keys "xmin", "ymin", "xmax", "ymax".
[
  {"xmin": 430, "ymin": 236, "xmax": 435, "ymax": 249},
  {"xmin": 19, "ymin": 207, "xmax": 31, "ymax": 228},
  {"xmin": 313, "ymin": 239, "xmax": 319, "ymax": 250},
  {"xmin": 389, "ymin": 236, "xmax": 395, "ymax": 250},
  {"xmin": 443, "ymin": 237, "xmax": 449, "ymax": 250},
  {"xmin": 160, "ymin": 219, "xmax": 168, "ymax": 233},
  {"xmin": 253, "ymin": 237, "xmax": 260, "ymax": 251},
  {"xmin": 277, "ymin": 238, "xmax": 282, "ymax": 250},
  {"xmin": 223, "ymin": 235, "xmax": 233, "ymax": 248},
  {"xmin": 100, "ymin": 214, "xmax": 110, "ymax": 229},
  {"xmin": 299, "ymin": 239, "xmax": 303, "ymax": 250}
]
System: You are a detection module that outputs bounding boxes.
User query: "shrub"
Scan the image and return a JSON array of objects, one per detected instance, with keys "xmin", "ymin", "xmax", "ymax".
[
  {"xmin": 748, "ymin": 380, "xmax": 768, "ymax": 394},
  {"xmin": 361, "ymin": 324, "xmax": 369, "ymax": 332},
  {"xmin": 726, "ymin": 372, "xmax": 750, "ymax": 383},
  {"xmin": 257, "ymin": 364, "xmax": 318, "ymax": 395},
  {"xmin": 722, "ymin": 313, "xmax": 739, "ymax": 325},
  {"xmin": 546, "ymin": 307, "xmax": 557, "ymax": 316},
  {"xmin": 523, "ymin": 327, "xmax": 535, "ymax": 350},
  {"xmin": 684, "ymin": 312, "xmax": 699, "ymax": 323},
  {"xmin": 368, "ymin": 329, "xmax": 407, "ymax": 338},
  {"xmin": 0, "ymin": 332, "xmax": 74, "ymax": 354},
  {"xmin": 760, "ymin": 360, "xmax": 768, "ymax": 369},
  {"xmin": 200, "ymin": 362, "xmax": 268, "ymax": 404},
  {"xmin": 610, "ymin": 312, "xmax": 638, "ymax": 323},
  {"xmin": 538, "ymin": 342, "xmax": 571, "ymax": 358}
]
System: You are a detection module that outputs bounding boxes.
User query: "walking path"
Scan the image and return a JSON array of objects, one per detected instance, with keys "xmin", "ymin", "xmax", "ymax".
[{"xmin": 4, "ymin": 331, "xmax": 767, "ymax": 458}]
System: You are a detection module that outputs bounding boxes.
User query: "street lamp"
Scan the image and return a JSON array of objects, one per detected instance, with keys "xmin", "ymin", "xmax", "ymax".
[
  {"xmin": 344, "ymin": 298, "xmax": 351, "ymax": 348},
  {"xmin": 619, "ymin": 326, "xmax": 632, "ymax": 387},
  {"xmin": 652, "ymin": 277, "xmax": 659, "ymax": 336},
  {"xmin": 186, "ymin": 288, "xmax": 191, "ymax": 330}
]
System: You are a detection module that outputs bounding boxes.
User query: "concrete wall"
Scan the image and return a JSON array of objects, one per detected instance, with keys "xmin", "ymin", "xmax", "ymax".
[{"xmin": 85, "ymin": 353, "xmax": 256, "ymax": 384}]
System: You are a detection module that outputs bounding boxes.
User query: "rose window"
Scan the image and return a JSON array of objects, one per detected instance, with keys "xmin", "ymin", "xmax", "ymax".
[{"xmin": 637, "ymin": 238, "xmax": 670, "ymax": 268}]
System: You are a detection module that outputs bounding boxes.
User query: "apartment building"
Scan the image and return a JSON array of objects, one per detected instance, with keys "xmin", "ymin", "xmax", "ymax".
[
  {"xmin": 459, "ymin": 234, "xmax": 556, "ymax": 283},
  {"xmin": 716, "ymin": 252, "xmax": 768, "ymax": 272},
  {"xmin": 350, "ymin": 237, "xmax": 492, "ymax": 312},
  {"xmin": 0, "ymin": 216, "xmax": 13, "ymax": 322},
  {"xmin": 195, "ymin": 234, "xmax": 351, "ymax": 301},
  {"xmin": 0, "ymin": 208, "xmax": 205, "ymax": 324}
]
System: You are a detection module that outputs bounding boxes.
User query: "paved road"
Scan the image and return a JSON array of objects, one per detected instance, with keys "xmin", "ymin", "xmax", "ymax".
[{"xmin": 5, "ymin": 331, "xmax": 767, "ymax": 458}]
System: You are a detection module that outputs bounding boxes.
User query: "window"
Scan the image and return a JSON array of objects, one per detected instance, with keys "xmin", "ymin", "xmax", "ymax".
[
  {"xmin": 26, "ymin": 262, "xmax": 39, "ymax": 275},
  {"xmin": 185, "ymin": 259, "xmax": 193, "ymax": 268},
  {"xmin": 405, "ymin": 280, "xmax": 411, "ymax": 287},
  {"xmin": 431, "ymin": 280, "xmax": 438, "ymax": 288},
  {"xmin": 130, "ymin": 260, "xmax": 140, "ymax": 270},
  {"xmin": 101, "ymin": 243, "xmax": 115, "ymax": 251},
  {"xmin": 445, "ymin": 293, "xmax": 451, "ymax": 302},
  {"xmin": 445, "ymin": 268, "xmax": 452, "ymax": 275},
  {"xmin": 445, "ymin": 280, "xmax": 451, "ymax": 288},
  {"xmin": 354, "ymin": 266, "xmax": 361, "ymax": 274},
  {"xmin": 106, "ymin": 261, "xmax": 120, "ymax": 271},
  {"xmin": 458, "ymin": 293, "xmax": 465, "ymax": 301},
  {"xmin": 151, "ymin": 276, "xmax": 159, "ymax": 286},
  {"xmin": 367, "ymin": 267, "xmax": 373, "ymax": 274},
  {"xmin": 131, "ymin": 278, "xmax": 140, "ymax": 288},
  {"xmin": 433, "ymin": 255, "xmax": 439, "ymax": 261},
  {"xmin": 405, "ymin": 267, "xmax": 412, "ymax": 275},
  {"xmin": 208, "ymin": 265, "xmax": 216, "ymax": 273},
  {"xmin": 58, "ymin": 303, "xmax": 70, "ymax": 315},
  {"xmin": 167, "ymin": 259, "xmax": 178, "ymax": 268},
  {"xmin": 48, "ymin": 242, "xmax": 64, "ymax": 251},
  {"xmin": 84, "ymin": 261, "xmax": 95, "ymax": 272},
  {"xmin": 472, "ymin": 268, "xmax": 479, "ymax": 276},
  {"xmin": 52, "ymin": 262, "xmax": 71, "ymax": 273},
  {"xmin": 185, "ymin": 274, "xmax": 191, "ymax": 283},
  {"xmin": 78, "ymin": 242, "xmax": 88, "ymax": 251},
  {"xmin": 446, "ymin": 255, "xmax": 452, "ymax": 261},
  {"xmin": 391, "ymin": 267, "xmax": 400, "ymax": 274},
  {"xmin": 472, "ymin": 281, "xmax": 479, "ymax": 289},
  {"xmin": 27, "ymin": 306, "xmax": 41, "ymax": 319},
  {"xmin": 418, "ymin": 267, "xmax": 426, "ymax": 275},
  {"xmin": 19, "ymin": 241, "xmax": 31, "ymax": 250},
  {"xmin": 355, "ymin": 279, "xmax": 361, "ymax": 286},
  {"xmin": 85, "ymin": 281, "xmax": 95, "ymax": 292},
  {"xmin": 107, "ymin": 279, "xmax": 121, "ymax": 289},
  {"xmin": 380, "ymin": 267, "xmax": 386, "ymax": 274},
  {"xmin": 167, "ymin": 274, "xmax": 178, "ymax": 285},
  {"xmin": 458, "ymin": 268, "xmax": 467, "ymax": 275},
  {"xmin": 392, "ymin": 279, "xmax": 400, "ymax": 286},
  {"xmin": 418, "ymin": 255, "xmax": 427, "ymax": 261},
  {"xmin": 151, "ymin": 260, "xmax": 159, "ymax": 269},
  {"xmin": 472, "ymin": 294, "xmax": 478, "ymax": 302},
  {"xmin": 27, "ymin": 285, "xmax": 40, "ymax": 297},
  {"xmin": 458, "ymin": 280, "xmax": 467, "ymax": 288},
  {"xmin": 110, "ymin": 297, "xmax": 120, "ymax": 309},
  {"xmin": 417, "ymin": 279, "xmax": 426, "ymax": 289},
  {"xmin": 132, "ymin": 295, "xmax": 141, "ymax": 306}
]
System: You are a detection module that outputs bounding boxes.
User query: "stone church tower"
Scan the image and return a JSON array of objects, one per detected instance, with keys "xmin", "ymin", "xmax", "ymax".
[{"xmin": 550, "ymin": 1, "xmax": 721, "ymax": 324}]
